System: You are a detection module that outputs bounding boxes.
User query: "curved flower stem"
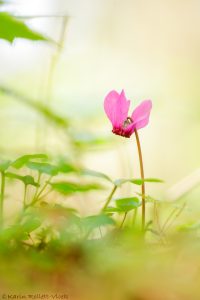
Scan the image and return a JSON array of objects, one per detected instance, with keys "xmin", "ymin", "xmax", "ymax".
[
  {"xmin": 134, "ymin": 129, "xmax": 146, "ymax": 231},
  {"xmin": 102, "ymin": 185, "xmax": 117, "ymax": 212}
]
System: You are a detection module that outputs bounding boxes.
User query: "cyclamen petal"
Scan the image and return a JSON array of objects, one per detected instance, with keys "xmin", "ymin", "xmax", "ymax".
[
  {"xmin": 104, "ymin": 90, "xmax": 130, "ymax": 128},
  {"xmin": 131, "ymin": 100, "xmax": 152, "ymax": 130},
  {"xmin": 104, "ymin": 90, "xmax": 152, "ymax": 138}
]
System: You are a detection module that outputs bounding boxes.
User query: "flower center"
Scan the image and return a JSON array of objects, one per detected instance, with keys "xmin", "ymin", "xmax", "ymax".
[{"xmin": 123, "ymin": 117, "xmax": 133, "ymax": 128}]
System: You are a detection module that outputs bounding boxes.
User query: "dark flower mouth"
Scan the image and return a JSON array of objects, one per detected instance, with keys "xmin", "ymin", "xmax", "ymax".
[
  {"xmin": 112, "ymin": 117, "xmax": 134, "ymax": 138},
  {"xmin": 123, "ymin": 117, "xmax": 133, "ymax": 129}
]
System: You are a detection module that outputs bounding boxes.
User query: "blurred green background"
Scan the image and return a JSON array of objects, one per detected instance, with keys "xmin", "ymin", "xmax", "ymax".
[{"xmin": 0, "ymin": 0, "xmax": 200, "ymax": 216}]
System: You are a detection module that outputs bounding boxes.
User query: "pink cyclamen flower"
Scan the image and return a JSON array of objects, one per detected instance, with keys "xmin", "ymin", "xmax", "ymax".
[{"xmin": 104, "ymin": 90, "xmax": 152, "ymax": 138}]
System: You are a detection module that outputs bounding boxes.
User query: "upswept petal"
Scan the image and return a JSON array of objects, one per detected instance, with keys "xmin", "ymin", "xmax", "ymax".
[
  {"xmin": 131, "ymin": 100, "xmax": 152, "ymax": 130},
  {"xmin": 104, "ymin": 90, "xmax": 130, "ymax": 127}
]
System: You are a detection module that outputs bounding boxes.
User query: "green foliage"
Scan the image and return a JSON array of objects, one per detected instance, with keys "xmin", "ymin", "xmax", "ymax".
[
  {"xmin": 82, "ymin": 214, "xmax": 115, "ymax": 231},
  {"xmin": 50, "ymin": 181, "xmax": 103, "ymax": 195},
  {"xmin": 71, "ymin": 132, "xmax": 111, "ymax": 150},
  {"xmin": 5, "ymin": 172, "xmax": 39, "ymax": 187},
  {"xmin": 115, "ymin": 197, "xmax": 141, "ymax": 212},
  {"xmin": 26, "ymin": 162, "xmax": 59, "ymax": 176},
  {"xmin": 34, "ymin": 102, "xmax": 68, "ymax": 127},
  {"xmin": 0, "ymin": 159, "xmax": 11, "ymax": 172},
  {"xmin": 0, "ymin": 86, "xmax": 69, "ymax": 128},
  {"xmin": 0, "ymin": 12, "xmax": 48, "ymax": 43},
  {"xmin": 12, "ymin": 154, "xmax": 48, "ymax": 169},
  {"xmin": 114, "ymin": 178, "xmax": 163, "ymax": 187},
  {"xmin": 56, "ymin": 159, "xmax": 78, "ymax": 174},
  {"xmin": 81, "ymin": 169, "xmax": 113, "ymax": 183}
]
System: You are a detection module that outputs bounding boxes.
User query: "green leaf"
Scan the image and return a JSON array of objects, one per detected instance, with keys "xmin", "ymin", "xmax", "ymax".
[
  {"xmin": 26, "ymin": 162, "xmax": 58, "ymax": 176},
  {"xmin": 103, "ymin": 206, "xmax": 123, "ymax": 213},
  {"xmin": 0, "ymin": 12, "xmax": 48, "ymax": 43},
  {"xmin": 0, "ymin": 86, "xmax": 69, "ymax": 128},
  {"xmin": 81, "ymin": 169, "xmax": 113, "ymax": 183},
  {"xmin": 56, "ymin": 160, "xmax": 78, "ymax": 174},
  {"xmin": 51, "ymin": 181, "xmax": 103, "ymax": 195},
  {"xmin": 114, "ymin": 178, "xmax": 164, "ymax": 187},
  {"xmin": 72, "ymin": 132, "xmax": 110, "ymax": 149},
  {"xmin": 115, "ymin": 197, "xmax": 141, "ymax": 212},
  {"xmin": 178, "ymin": 222, "xmax": 200, "ymax": 231},
  {"xmin": 34, "ymin": 103, "xmax": 68, "ymax": 128},
  {"xmin": 82, "ymin": 214, "xmax": 115, "ymax": 231},
  {"xmin": 0, "ymin": 160, "xmax": 11, "ymax": 172},
  {"xmin": 1, "ymin": 225, "xmax": 28, "ymax": 241},
  {"xmin": 21, "ymin": 217, "xmax": 42, "ymax": 233},
  {"xmin": 11, "ymin": 154, "xmax": 48, "ymax": 169},
  {"xmin": 5, "ymin": 172, "xmax": 39, "ymax": 187}
]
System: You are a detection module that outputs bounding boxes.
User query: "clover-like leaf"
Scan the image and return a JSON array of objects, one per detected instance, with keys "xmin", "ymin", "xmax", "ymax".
[
  {"xmin": 82, "ymin": 214, "xmax": 115, "ymax": 231},
  {"xmin": 12, "ymin": 154, "xmax": 48, "ymax": 169},
  {"xmin": 81, "ymin": 169, "xmax": 113, "ymax": 183},
  {"xmin": 56, "ymin": 161, "xmax": 77, "ymax": 174},
  {"xmin": 5, "ymin": 172, "xmax": 39, "ymax": 187},
  {"xmin": 0, "ymin": 160, "xmax": 11, "ymax": 172},
  {"xmin": 51, "ymin": 181, "xmax": 103, "ymax": 195},
  {"xmin": 114, "ymin": 178, "xmax": 163, "ymax": 187},
  {"xmin": 115, "ymin": 197, "xmax": 141, "ymax": 212},
  {"xmin": 26, "ymin": 162, "xmax": 58, "ymax": 176}
]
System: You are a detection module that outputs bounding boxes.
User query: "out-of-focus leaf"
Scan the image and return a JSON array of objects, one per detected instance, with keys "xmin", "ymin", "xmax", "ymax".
[
  {"xmin": 5, "ymin": 172, "xmax": 39, "ymax": 187},
  {"xmin": 26, "ymin": 162, "xmax": 58, "ymax": 176},
  {"xmin": 56, "ymin": 159, "xmax": 78, "ymax": 174},
  {"xmin": 136, "ymin": 193, "xmax": 161, "ymax": 203},
  {"xmin": 34, "ymin": 103, "xmax": 68, "ymax": 127},
  {"xmin": 114, "ymin": 178, "xmax": 164, "ymax": 187},
  {"xmin": 178, "ymin": 222, "xmax": 200, "ymax": 231},
  {"xmin": 0, "ymin": 86, "xmax": 69, "ymax": 128},
  {"xmin": 81, "ymin": 169, "xmax": 113, "ymax": 183},
  {"xmin": 53, "ymin": 204, "xmax": 78, "ymax": 214},
  {"xmin": 82, "ymin": 214, "xmax": 115, "ymax": 231},
  {"xmin": 104, "ymin": 206, "xmax": 123, "ymax": 213},
  {"xmin": 0, "ymin": 225, "xmax": 28, "ymax": 241},
  {"xmin": 21, "ymin": 217, "xmax": 42, "ymax": 233},
  {"xmin": 0, "ymin": 12, "xmax": 48, "ymax": 42},
  {"xmin": 72, "ymin": 132, "xmax": 110, "ymax": 149},
  {"xmin": 115, "ymin": 197, "xmax": 141, "ymax": 212},
  {"xmin": 11, "ymin": 154, "xmax": 48, "ymax": 169},
  {"xmin": 0, "ymin": 160, "xmax": 11, "ymax": 172},
  {"xmin": 51, "ymin": 181, "xmax": 103, "ymax": 195}
]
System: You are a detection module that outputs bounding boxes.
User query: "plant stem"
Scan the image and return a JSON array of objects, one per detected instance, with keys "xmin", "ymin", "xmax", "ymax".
[
  {"xmin": 0, "ymin": 171, "xmax": 5, "ymax": 225},
  {"xmin": 119, "ymin": 212, "xmax": 128, "ymax": 229},
  {"xmin": 102, "ymin": 185, "xmax": 117, "ymax": 212},
  {"xmin": 134, "ymin": 129, "xmax": 146, "ymax": 231},
  {"xmin": 29, "ymin": 176, "xmax": 52, "ymax": 207},
  {"xmin": 32, "ymin": 172, "xmax": 41, "ymax": 201},
  {"xmin": 162, "ymin": 203, "xmax": 186, "ymax": 234}
]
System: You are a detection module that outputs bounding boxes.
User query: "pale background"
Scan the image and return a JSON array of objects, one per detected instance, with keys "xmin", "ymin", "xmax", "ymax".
[{"xmin": 0, "ymin": 0, "xmax": 200, "ymax": 217}]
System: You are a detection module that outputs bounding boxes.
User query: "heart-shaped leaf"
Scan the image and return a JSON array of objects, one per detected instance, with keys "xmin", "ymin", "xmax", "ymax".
[
  {"xmin": 5, "ymin": 172, "xmax": 39, "ymax": 187},
  {"xmin": 26, "ymin": 162, "xmax": 58, "ymax": 176},
  {"xmin": 115, "ymin": 197, "xmax": 141, "ymax": 212},
  {"xmin": 12, "ymin": 154, "xmax": 48, "ymax": 169},
  {"xmin": 51, "ymin": 181, "xmax": 103, "ymax": 195}
]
